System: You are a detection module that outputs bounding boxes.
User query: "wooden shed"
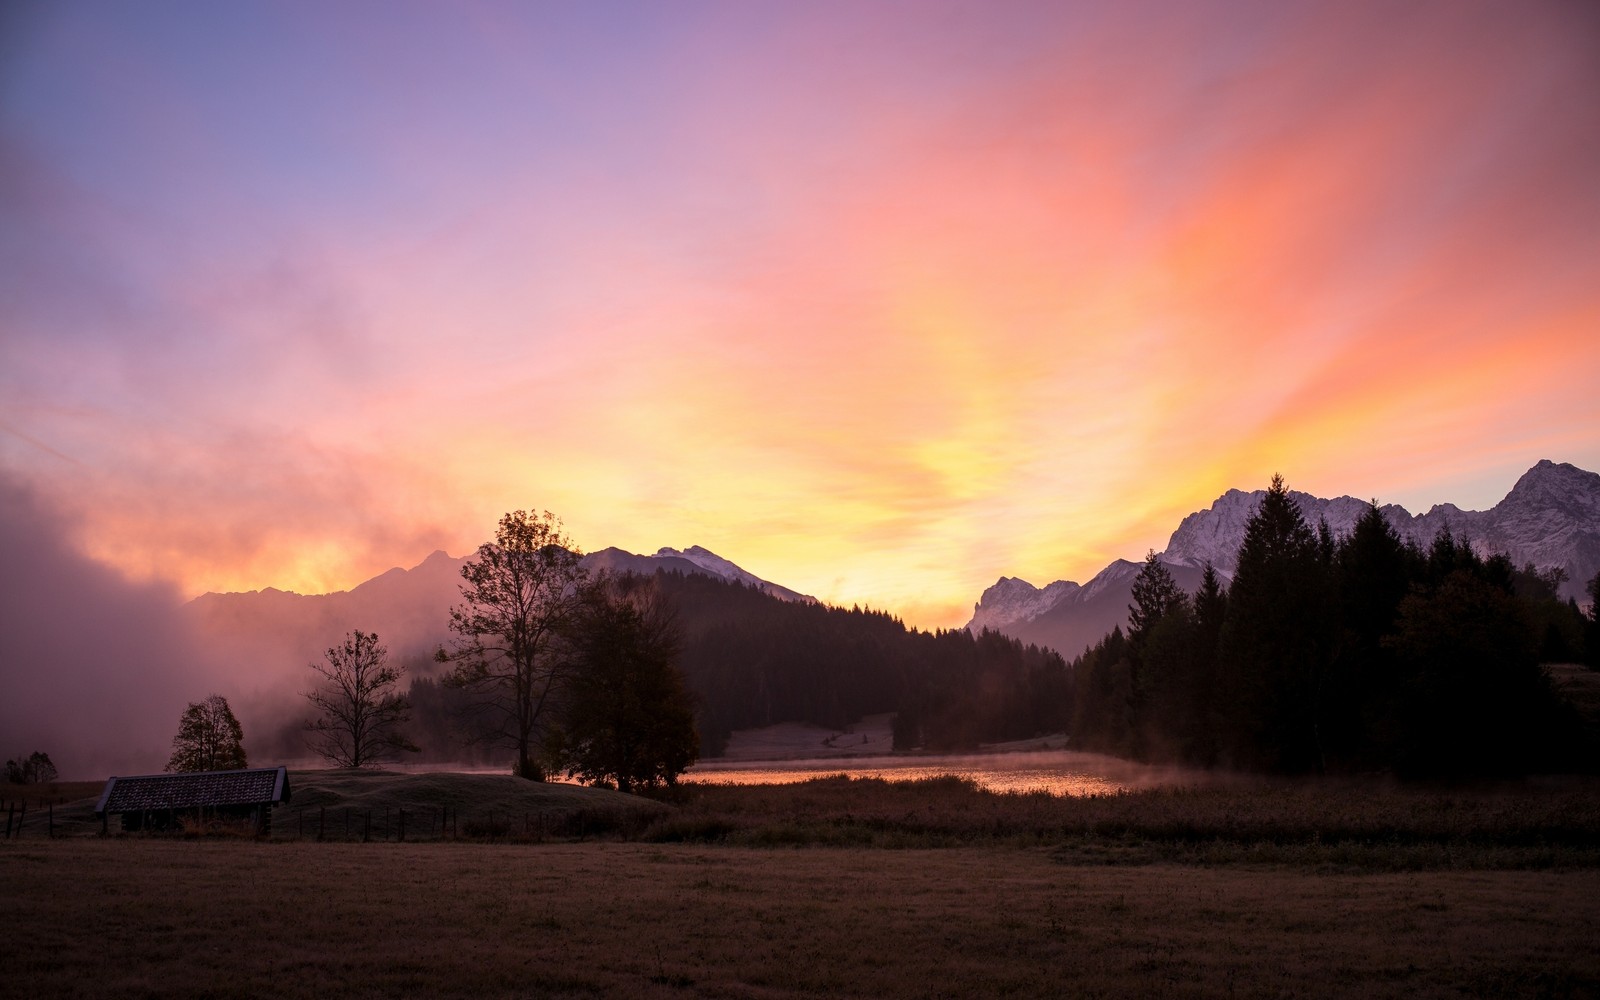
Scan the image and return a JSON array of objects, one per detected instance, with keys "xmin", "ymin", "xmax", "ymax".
[{"xmin": 95, "ymin": 766, "xmax": 291, "ymax": 835}]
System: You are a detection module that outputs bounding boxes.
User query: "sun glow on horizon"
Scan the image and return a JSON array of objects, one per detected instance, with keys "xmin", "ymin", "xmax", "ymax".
[{"xmin": 2, "ymin": 1, "xmax": 1597, "ymax": 628}]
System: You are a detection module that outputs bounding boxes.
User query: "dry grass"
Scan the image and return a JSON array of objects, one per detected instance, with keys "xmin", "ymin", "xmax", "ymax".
[
  {"xmin": 7, "ymin": 773, "xmax": 1600, "ymax": 997},
  {"xmin": 3, "ymin": 839, "xmax": 1597, "ymax": 999},
  {"xmin": 647, "ymin": 774, "xmax": 1600, "ymax": 869},
  {"xmin": 1551, "ymin": 662, "xmax": 1600, "ymax": 719}
]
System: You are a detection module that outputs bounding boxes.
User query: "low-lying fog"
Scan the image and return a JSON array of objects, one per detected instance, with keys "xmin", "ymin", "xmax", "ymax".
[
  {"xmin": 687, "ymin": 749, "xmax": 1232, "ymax": 797},
  {"xmin": 0, "ymin": 474, "xmax": 313, "ymax": 778}
]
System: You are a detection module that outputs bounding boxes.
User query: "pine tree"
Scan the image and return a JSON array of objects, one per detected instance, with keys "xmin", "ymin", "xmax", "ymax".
[
  {"xmin": 1128, "ymin": 551, "xmax": 1188, "ymax": 644},
  {"xmin": 1218, "ymin": 474, "xmax": 1331, "ymax": 772},
  {"xmin": 1185, "ymin": 563, "xmax": 1228, "ymax": 765},
  {"xmin": 1333, "ymin": 502, "xmax": 1411, "ymax": 765},
  {"xmin": 1585, "ymin": 572, "xmax": 1600, "ymax": 669}
]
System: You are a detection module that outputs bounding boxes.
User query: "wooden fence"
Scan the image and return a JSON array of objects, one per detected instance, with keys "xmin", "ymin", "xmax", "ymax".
[
  {"xmin": 1, "ymin": 795, "xmax": 66, "ymax": 839},
  {"xmin": 282, "ymin": 805, "xmax": 623, "ymax": 842}
]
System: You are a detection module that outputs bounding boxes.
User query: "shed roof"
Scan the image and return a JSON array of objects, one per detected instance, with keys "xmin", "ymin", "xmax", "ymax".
[{"xmin": 96, "ymin": 766, "xmax": 291, "ymax": 815}]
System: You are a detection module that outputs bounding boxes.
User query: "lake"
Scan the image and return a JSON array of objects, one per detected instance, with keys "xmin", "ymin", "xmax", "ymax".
[{"xmin": 684, "ymin": 748, "xmax": 1219, "ymax": 797}]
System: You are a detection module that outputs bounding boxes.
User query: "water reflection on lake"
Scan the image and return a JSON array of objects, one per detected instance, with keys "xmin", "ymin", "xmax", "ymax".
[{"xmin": 685, "ymin": 749, "xmax": 1215, "ymax": 797}]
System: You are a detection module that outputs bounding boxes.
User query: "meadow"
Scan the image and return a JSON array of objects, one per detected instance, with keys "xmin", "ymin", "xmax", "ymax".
[{"xmin": 4, "ymin": 771, "xmax": 1599, "ymax": 998}]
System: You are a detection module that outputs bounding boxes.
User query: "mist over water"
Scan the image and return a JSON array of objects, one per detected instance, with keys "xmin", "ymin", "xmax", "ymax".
[{"xmin": 687, "ymin": 749, "xmax": 1223, "ymax": 796}]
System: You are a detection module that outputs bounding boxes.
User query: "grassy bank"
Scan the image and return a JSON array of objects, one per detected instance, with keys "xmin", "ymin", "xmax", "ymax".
[
  {"xmin": 3, "ymin": 839, "xmax": 1597, "ymax": 999},
  {"xmin": 18, "ymin": 770, "xmax": 1600, "ymax": 870},
  {"xmin": 652, "ymin": 774, "xmax": 1600, "ymax": 869}
]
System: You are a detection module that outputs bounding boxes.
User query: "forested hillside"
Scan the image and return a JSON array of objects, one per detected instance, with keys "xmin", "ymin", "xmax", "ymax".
[
  {"xmin": 340, "ymin": 570, "xmax": 1067, "ymax": 761},
  {"xmin": 631, "ymin": 571, "xmax": 1067, "ymax": 756},
  {"xmin": 1068, "ymin": 476, "xmax": 1597, "ymax": 776}
]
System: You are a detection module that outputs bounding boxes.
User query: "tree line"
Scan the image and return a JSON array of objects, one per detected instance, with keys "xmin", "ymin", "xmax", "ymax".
[
  {"xmin": 394, "ymin": 564, "xmax": 1067, "ymax": 759},
  {"xmin": 160, "ymin": 486, "xmax": 1598, "ymax": 787},
  {"xmin": 1068, "ymin": 474, "xmax": 1598, "ymax": 776},
  {"xmin": 165, "ymin": 510, "xmax": 700, "ymax": 794}
]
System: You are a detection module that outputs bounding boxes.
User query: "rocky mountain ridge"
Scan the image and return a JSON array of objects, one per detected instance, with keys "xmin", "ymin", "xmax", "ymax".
[{"xmin": 968, "ymin": 460, "xmax": 1599, "ymax": 657}]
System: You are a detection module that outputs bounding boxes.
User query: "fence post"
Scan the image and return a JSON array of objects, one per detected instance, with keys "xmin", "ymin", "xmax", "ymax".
[
  {"xmin": 48, "ymin": 801, "xmax": 53, "ymax": 839},
  {"xmin": 398, "ymin": 808, "xmax": 406, "ymax": 842},
  {"xmin": 318, "ymin": 806, "xmax": 325, "ymax": 843}
]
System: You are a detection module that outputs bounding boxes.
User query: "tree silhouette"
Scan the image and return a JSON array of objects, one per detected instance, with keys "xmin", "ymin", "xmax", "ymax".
[
  {"xmin": 305, "ymin": 631, "xmax": 419, "ymax": 768},
  {"xmin": 550, "ymin": 577, "xmax": 699, "ymax": 792},
  {"xmin": 1128, "ymin": 551, "xmax": 1188, "ymax": 645},
  {"xmin": 1218, "ymin": 474, "xmax": 1330, "ymax": 772},
  {"xmin": 166, "ymin": 694, "xmax": 247, "ymax": 772},
  {"xmin": 4, "ymin": 751, "xmax": 57, "ymax": 784},
  {"xmin": 442, "ymin": 510, "xmax": 591, "ymax": 780},
  {"xmin": 1587, "ymin": 572, "xmax": 1600, "ymax": 668},
  {"xmin": 1387, "ymin": 568, "xmax": 1546, "ymax": 776}
]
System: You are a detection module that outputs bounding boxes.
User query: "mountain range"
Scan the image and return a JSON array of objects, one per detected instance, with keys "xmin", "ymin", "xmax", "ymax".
[
  {"xmin": 967, "ymin": 460, "xmax": 1599, "ymax": 658},
  {"xmin": 190, "ymin": 459, "xmax": 1596, "ymax": 697},
  {"xmin": 184, "ymin": 544, "xmax": 809, "ymax": 696}
]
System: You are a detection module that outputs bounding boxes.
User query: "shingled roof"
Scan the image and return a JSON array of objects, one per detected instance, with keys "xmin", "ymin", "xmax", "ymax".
[{"xmin": 96, "ymin": 766, "xmax": 291, "ymax": 815}]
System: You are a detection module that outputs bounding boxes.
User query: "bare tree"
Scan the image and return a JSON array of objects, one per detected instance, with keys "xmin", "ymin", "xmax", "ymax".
[
  {"xmin": 441, "ymin": 510, "xmax": 591, "ymax": 780},
  {"xmin": 305, "ymin": 631, "xmax": 419, "ymax": 768},
  {"xmin": 166, "ymin": 694, "xmax": 248, "ymax": 772}
]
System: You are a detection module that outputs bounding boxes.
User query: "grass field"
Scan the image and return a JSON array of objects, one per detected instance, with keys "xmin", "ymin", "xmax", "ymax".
[
  {"xmin": 5, "ymin": 771, "xmax": 1599, "ymax": 997},
  {"xmin": 4, "ymin": 840, "xmax": 1597, "ymax": 999}
]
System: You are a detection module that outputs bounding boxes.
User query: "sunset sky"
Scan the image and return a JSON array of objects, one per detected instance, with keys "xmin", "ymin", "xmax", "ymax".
[{"xmin": 3, "ymin": 0, "xmax": 1597, "ymax": 628}]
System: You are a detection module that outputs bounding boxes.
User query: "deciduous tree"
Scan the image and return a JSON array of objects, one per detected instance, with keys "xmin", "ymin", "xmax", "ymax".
[
  {"xmin": 442, "ymin": 510, "xmax": 591, "ymax": 780},
  {"xmin": 305, "ymin": 630, "xmax": 419, "ymax": 768},
  {"xmin": 166, "ymin": 694, "xmax": 247, "ymax": 772},
  {"xmin": 549, "ymin": 577, "xmax": 699, "ymax": 792},
  {"xmin": 4, "ymin": 751, "xmax": 57, "ymax": 784}
]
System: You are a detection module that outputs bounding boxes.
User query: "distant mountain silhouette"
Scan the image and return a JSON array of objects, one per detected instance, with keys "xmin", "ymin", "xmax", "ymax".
[{"xmin": 184, "ymin": 544, "xmax": 810, "ymax": 694}]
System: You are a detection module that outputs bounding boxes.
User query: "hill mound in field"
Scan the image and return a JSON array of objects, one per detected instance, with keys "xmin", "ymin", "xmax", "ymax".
[{"xmin": 281, "ymin": 769, "xmax": 670, "ymax": 837}]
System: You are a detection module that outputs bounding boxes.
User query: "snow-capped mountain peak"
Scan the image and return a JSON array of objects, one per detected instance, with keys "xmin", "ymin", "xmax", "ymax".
[
  {"xmin": 649, "ymin": 546, "xmax": 816, "ymax": 603},
  {"xmin": 968, "ymin": 576, "xmax": 1081, "ymax": 632}
]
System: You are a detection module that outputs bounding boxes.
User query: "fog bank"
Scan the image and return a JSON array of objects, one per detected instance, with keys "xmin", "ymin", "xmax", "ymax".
[{"xmin": 0, "ymin": 473, "xmax": 221, "ymax": 778}]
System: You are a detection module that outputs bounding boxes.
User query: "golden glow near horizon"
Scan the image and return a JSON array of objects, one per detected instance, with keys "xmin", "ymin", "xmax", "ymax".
[{"xmin": 2, "ymin": 2, "xmax": 1597, "ymax": 628}]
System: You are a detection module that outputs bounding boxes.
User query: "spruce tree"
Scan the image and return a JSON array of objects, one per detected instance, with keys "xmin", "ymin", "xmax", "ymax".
[
  {"xmin": 1186, "ymin": 563, "xmax": 1228, "ymax": 765},
  {"xmin": 1218, "ymin": 474, "xmax": 1331, "ymax": 772},
  {"xmin": 1128, "ymin": 551, "xmax": 1188, "ymax": 644},
  {"xmin": 1586, "ymin": 572, "xmax": 1600, "ymax": 669},
  {"xmin": 1333, "ymin": 502, "xmax": 1410, "ymax": 765}
]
